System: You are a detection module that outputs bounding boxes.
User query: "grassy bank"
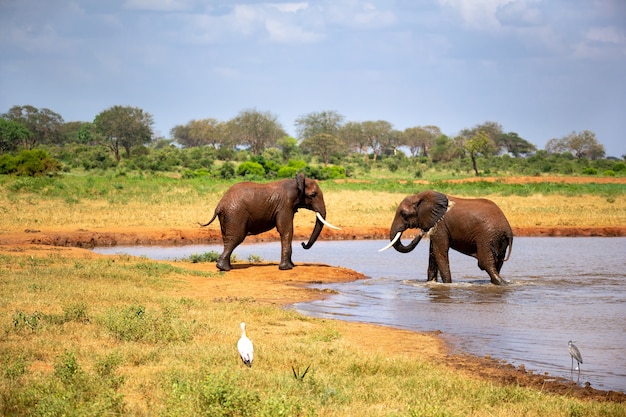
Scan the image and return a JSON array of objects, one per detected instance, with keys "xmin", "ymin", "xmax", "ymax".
[{"xmin": 1, "ymin": 248, "xmax": 624, "ymax": 416}]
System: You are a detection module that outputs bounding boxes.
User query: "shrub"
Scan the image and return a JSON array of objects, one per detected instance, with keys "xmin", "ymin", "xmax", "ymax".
[
  {"xmin": 0, "ymin": 149, "xmax": 61, "ymax": 176},
  {"xmin": 236, "ymin": 161, "xmax": 265, "ymax": 178},
  {"xmin": 182, "ymin": 168, "xmax": 212, "ymax": 179},
  {"xmin": 0, "ymin": 154, "xmax": 17, "ymax": 174},
  {"xmin": 277, "ymin": 166, "xmax": 298, "ymax": 178},
  {"xmin": 219, "ymin": 161, "xmax": 236, "ymax": 179},
  {"xmin": 322, "ymin": 165, "xmax": 346, "ymax": 179}
]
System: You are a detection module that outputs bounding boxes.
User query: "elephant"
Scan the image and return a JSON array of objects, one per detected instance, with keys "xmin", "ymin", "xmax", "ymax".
[
  {"xmin": 379, "ymin": 190, "xmax": 513, "ymax": 285},
  {"xmin": 200, "ymin": 173, "xmax": 339, "ymax": 271}
]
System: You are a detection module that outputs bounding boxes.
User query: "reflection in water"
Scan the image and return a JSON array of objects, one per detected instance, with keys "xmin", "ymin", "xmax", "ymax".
[{"xmin": 93, "ymin": 237, "xmax": 626, "ymax": 393}]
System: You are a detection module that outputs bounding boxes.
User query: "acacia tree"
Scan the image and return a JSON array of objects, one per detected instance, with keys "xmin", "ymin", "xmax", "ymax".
[
  {"xmin": 459, "ymin": 121, "xmax": 502, "ymax": 155},
  {"xmin": 300, "ymin": 133, "xmax": 343, "ymax": 164},
  {"xmin": 171, "ymin": 118, "xmax": 225, "ymax": 148},
  {"xmin": 295, "ymin": 110, "xmax": 344, "ymax": 140},
  {"xmin": 338, "ymin": 121, "xmax": 367, "ymax": 155},
  {"xmin": 566, "ymin": 130, "xmax": 605, "ymax": 159},
  {"xmin": 545, "ymin": 130, "xmax": 604, "ymax": 159},
  {"xmin": 361, "ymin": 120, "xmax": 394, "ymax": 161},
  {"xmin": 464, "ymin": 130, "xmax": 495, "ymax": 176},
  {"xmin": 3, "ymin": 105, "xmax": 64, "ymax": 148},
  {"xmin": 403, "ymin": 125, "xmax": 441, "ymax": 157},
  {"xmin": 94, "ymin": 105, "xmax": 154, "ymax": 162},
  {"xmin": 497, "ymin": 132, "xmax": 536, "ymax": 157},
  {"xmin": 229, "ymin": 109, "xmax": 285, "ymax": 155}
]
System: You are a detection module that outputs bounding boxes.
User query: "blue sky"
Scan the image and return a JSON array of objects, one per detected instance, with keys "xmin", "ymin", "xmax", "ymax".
[{"xmin": 1, "ymin": 0, "xmax": 625, "ymax": 157}]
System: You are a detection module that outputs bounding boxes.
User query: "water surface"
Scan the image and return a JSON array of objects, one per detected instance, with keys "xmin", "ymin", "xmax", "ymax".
[{"xmin": 94, "ymin": 237, "xmax": 626, "ymax": 392}]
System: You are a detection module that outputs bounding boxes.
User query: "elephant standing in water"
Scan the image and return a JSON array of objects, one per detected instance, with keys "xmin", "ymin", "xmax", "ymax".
[
  {"xmin": 379, "ymin": 190, "xmax": 513, "ymax": 285},
  {"xmin": 200, "ymin": 173, "xmax": 339, "ymax": 271}
]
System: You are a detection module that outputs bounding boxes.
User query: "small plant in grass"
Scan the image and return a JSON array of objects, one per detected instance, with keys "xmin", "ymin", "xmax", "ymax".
[
  {"xmin": 63, "ymin": 301, "xmax": 89, "ymax": 323},
  {"xmin": 101, "ymin": 304, "xmax": 195, "ymax": 343},
  {"xmin": 0, "ymin": 351, "xmax": 127, "ymax": 416},
  {"xmin": 247, "ymin": 254, "xmax": 262, "ymax": 263},
  {"xmin": 184, "ymin": 251, "xmax": 239, "ymax": 265},
  {"xmin": 187, "ymin": 251, "xmax": 220, "ymax": 263},
  {"xmin": 54, "ymin": 350, "xmax": 82, "ymax": 384},
  {"xmin": 12, "ymin": 310, "xmax": 44, "ymax": 332},
  {"xmin": 1, "ymin": 353, "xmax": 26, "ymax": 380}
]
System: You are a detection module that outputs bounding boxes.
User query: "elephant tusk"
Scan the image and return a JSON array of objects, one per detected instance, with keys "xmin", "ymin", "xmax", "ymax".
[
  {"xmin": 316, "ymin": 212, "xmax": 341, "ymax": 230},
  {"xmin": 378, "ymin": 231, "xmax": 402, "ymax": 252}
]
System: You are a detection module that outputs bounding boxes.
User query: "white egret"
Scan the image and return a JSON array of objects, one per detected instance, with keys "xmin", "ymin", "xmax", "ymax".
[{"xmin": 238, "ymin": 322, "xmax": 254, "ymax": 367}]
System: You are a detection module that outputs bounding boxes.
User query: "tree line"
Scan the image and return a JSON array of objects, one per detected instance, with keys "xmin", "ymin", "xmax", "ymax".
[{"xmin": 0, "ymin": 104, "xmax": 621, "ymax": 178}]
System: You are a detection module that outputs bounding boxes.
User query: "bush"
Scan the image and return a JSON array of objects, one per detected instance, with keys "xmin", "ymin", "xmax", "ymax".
[
  {"xmin": 0, "ymin": 153, "xmax": 17, "ymax": 174},
  {"xmin": 612, "ymin": 162, "xmax": 625, "ymax": 172},
  {"xmin": 219, "ymin": 162, "xmax": 235, "ymax": 179},
  {"xmin": 236, "ymin": 161, "xmax": 265, "ymax": 178},
  {"xmin": 182, "ymin": 168, "xmax": 212, "ymax": 179},
  {"xmin": 277, "ymin": 166, "xmax": 298, "ymax": 178},
  {"xmin": 0, "ymin": 149, "xmax": 61, "ymax": 176}
]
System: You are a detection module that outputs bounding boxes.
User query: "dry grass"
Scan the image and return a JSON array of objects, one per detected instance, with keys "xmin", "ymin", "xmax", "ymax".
[
  {"xmin": 1, "ymin": 248, "xmax": 623, "ymax": 416},
  {"xmin": 2, "ymin": 188, "xmax": 624, "ymax": 234}
]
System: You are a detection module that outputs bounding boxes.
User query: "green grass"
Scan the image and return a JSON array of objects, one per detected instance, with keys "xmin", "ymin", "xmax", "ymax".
[
  {"xmin": 0, "ymin": 251, "xmax": 624, "ymax": 416},
  {"xmin": 2, "ymin": 171, "xmax": 624, "ymax": 201}
]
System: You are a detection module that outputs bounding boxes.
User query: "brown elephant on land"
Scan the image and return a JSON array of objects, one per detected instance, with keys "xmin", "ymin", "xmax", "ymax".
[
  {"xmin": 200, "ymin": 173, "xmax": 339, "ymax": 271},
  {"xmin": 379, "ymin": 190, "xmax": 513, "ymax": 285}
]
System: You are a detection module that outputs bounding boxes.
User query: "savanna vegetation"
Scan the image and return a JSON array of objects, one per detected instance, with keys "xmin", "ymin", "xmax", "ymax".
[
  {"xmin": 1, "ymin": 105, "xmax": 626, "ymax": 415},
  {"xmin": 1, "ymin": 105, "xmax": 624, "ymax": 180},
  {"xmin": 2, "ymin": 246, "xmax": 625, "ymax": 417}
]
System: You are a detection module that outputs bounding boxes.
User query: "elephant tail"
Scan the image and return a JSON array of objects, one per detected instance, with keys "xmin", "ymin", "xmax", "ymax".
[
  {"xmin": 504, "ymin": 234, "xmax": 513, "ymax": 262},
  {"xmin": 198, "ymin": 211, "xmax": 219, "ymax": 228}
]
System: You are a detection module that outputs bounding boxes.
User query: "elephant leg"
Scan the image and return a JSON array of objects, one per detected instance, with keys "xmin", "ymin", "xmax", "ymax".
[
  {"xmin": 485, "ymin": 267, "xmax": 507, "ymax": 285},
  {"xmin": 430, "ymin": 240, "xmax": 452, "ymax": 283},
  {"xmin": 427, "ymin": 246, "xmax": 438, "ymax": 282},
  {"xmin": 218, "ymin": 222, "xmax": 246, "ymax": 271},
  {"xmin": 276, "ymin": 221, "xmax": 295, "ymax": 270},
  {"xmin": 477, "ymin": 247, "xmax": 507, "ymax": 285}
]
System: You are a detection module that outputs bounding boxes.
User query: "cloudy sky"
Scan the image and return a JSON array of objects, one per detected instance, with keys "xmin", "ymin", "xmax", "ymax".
[{"xmin": 1, "ymin": 0, "xmax": 625, "ymax": 157}]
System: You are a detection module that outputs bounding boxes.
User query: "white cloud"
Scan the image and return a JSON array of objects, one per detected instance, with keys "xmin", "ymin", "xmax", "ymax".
[
  {"xmin": 265, "ymin": 18, "xmax": 324, "ymax": 43},
  {"xmin": 326, "ymin": 1, "xmax": 396, "ymax": 28},
  {"xmin": 267, "ymin": 2, "xmax": 309, "ymax": 13},
  {"xmin": 496, "ymin": 0, "xmax": 542, "ymax": 27},
  {"xmin": 123, "ymin": 0, "xmax": 194, "ymax": 11},
  {"xmin": 438, "ymin": 0, "xmax": 510, "ymax": 30},
  {"xmin": 586, "ymin": 26, "xmax": 626, "ymax": 45},
  {"xmin": 572, "ymin": 26, "xmax": 626, "ymax": 58}
]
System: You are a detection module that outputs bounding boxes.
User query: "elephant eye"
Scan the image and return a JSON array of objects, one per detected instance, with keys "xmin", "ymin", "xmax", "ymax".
[{"xmin": 309, "ymin": 192, "xmax": 317, "ymax": 198}]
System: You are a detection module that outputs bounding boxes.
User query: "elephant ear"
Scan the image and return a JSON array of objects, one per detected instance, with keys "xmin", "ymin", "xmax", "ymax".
[
  {"xmin": 416, "ymin": 191, "xmax": 449, "ymax": 231},
  {"xmin": 295, "ymin": 173, "xmax": 306, "ymax": 203}
]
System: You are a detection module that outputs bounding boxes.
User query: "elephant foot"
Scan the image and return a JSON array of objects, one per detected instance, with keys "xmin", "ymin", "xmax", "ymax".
[
  {"xmin": 216, "ymin": 258, "xmax": 231, "ymax": 271},
  {"xmin": 490, "ymin": 276, "xmax": 508, "ymax": 285},
  {"xmin": 279, "ymin": 260, "xmax": 295, "ymax": 270}
]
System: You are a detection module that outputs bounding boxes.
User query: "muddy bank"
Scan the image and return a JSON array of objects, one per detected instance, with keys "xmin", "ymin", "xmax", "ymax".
[{"xmin": 2, "ymin": 225, "xmax": 625, "ymax": 248}]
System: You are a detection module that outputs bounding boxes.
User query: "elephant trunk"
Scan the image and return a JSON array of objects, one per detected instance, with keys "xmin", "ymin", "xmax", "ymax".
[
  {"xmin": 392, "ymin": 229, "xmax": 423, "ymax": 253},
  {"xmin": 301, "ymin": 211, "xmax": 325, "ymax": 250}
]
